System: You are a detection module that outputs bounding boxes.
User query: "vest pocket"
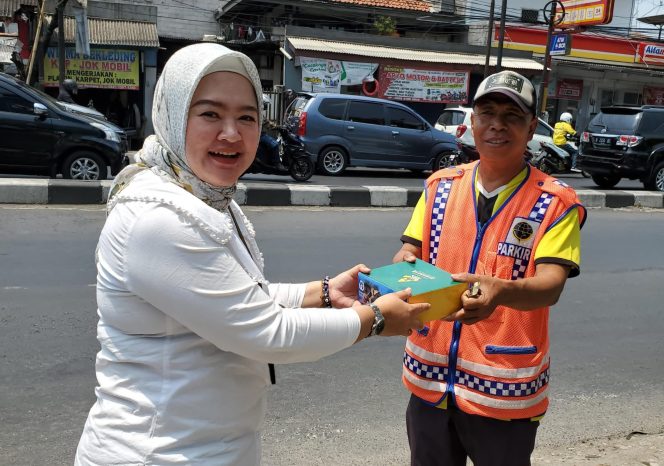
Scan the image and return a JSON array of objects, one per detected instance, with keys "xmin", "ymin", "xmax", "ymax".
[{"xmin": 485, "ymin": 345, "xmax": 537, "ymax": 355}]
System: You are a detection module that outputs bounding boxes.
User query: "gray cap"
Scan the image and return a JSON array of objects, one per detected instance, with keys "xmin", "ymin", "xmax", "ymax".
[{"xmin": 473, "ymin": 70, "xmax": 537, "ymax": 115}]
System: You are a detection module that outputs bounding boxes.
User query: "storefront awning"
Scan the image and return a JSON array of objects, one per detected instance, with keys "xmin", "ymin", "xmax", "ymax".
[
  {"xmin": 1, "ymin": 0, "xmax": 37, "ymax": 18},
  {"xmin": 45, "ymin": 15, "xmax": 159, "ymax": 48},
  {"xmin": 287, "ymin": 36, "xmax": 543, "ymax": 70}
]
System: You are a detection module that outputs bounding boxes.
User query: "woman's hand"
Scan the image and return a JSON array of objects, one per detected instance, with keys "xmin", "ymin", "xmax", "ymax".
[
  {"xmin": 329, "ymin": 263, "xmax": 371, "ymax": 308},
  {"xmin": 373, "ymin": 289, "xmax": 428, "ymax": 337}
]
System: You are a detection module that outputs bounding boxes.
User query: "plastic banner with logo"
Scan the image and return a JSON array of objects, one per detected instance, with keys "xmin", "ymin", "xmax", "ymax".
[
  {"xmin": 555, "ymin": 78, "xmax": 583, "ymax": 100},
  {"xmin": 644, "ymin": 86, "xmax": 664, "ymax": 105},
  {"xmin": 43, "ymin": 47, "xmax": 139, "ymax": 89},
  {"xmin": 300, "ymin": 57, "xmax": 378, "ymax": 93},
  {"xmin": 635, "ymin": 43, "xmax": 664, "ymax": 65},
  {"xmin": 378, "ymin": 66, "xmax": 469, "ymax": 104}
]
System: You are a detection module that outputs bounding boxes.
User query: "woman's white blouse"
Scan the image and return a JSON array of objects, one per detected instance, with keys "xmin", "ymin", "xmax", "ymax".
[{"xmin": 75, "ymin": 170, "xmax": 360, "ymax": 466}]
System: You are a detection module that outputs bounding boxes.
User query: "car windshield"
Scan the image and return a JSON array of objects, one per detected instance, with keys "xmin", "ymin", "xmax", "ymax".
[{"xmin": 588, "ymin": 110, "xmax": 640, "ymax": 133}]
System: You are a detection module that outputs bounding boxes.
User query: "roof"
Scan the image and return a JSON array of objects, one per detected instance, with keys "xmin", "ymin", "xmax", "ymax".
[
  {"xmin": 45, "ymin": 15, "xmax": 159, "ymax": 48},
  {"xmin": 327, "ymin": 0, "xmax": 431, "ymax": 12},
  {"xmin": 1, "ymin": 0, "xmax": 38, "ymax": 18},
  {"xmin": 287, "ymin": 36, "xmax": 543, "ymax": 70}
]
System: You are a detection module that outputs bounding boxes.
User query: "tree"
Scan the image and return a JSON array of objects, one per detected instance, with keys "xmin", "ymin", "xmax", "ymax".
[{"xmin": 373, "ymin": 16, "xmax": 397, "ymax": 36}]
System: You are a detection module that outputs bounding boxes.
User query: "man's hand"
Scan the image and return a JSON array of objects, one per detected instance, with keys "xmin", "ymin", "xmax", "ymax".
[
  {"xmin": 445, "ymin": 272, "xmax": 503, "ymax": 325},
  {"xmin": 329, "ymin": 264, "xmax": 371, "ymax": 308},
  {"xmin": 392, "ymin": 243, "xmax": 422, "ymax": 264}
]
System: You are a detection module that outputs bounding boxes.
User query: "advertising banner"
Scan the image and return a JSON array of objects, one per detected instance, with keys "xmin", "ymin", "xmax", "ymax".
[
  {"xmin": 635, "ymin": 43, "xmax": 664, "ymax": 65},
  {"xmin": 555, "ymin": 0, "xmax": 614, "ymax": 28},
  {"xmin": 644, "ymin": 86, "xmax": 664, "ymax": 105},
  {"xmin": 378, "ymin": 66, "xmax": 469, "ymax": 104},
  {"xmin": 555, "ymin": 78, "xmax": 583, "ymax": 100},
  {"xmin": 300, "ymin": 57, "xmax": 378, "ymax": 92},
  {"xmin": 43, "ymin": 47, "xmax": 139, "ymax": 89}
]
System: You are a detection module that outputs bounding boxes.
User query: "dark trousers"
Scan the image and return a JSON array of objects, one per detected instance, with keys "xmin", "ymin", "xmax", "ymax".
[{"xmin": 406, "ymin": 394, "xmax": 539, "ymax": 466}]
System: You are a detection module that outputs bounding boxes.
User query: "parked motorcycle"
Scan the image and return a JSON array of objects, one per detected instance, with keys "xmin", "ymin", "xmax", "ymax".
[
  {"xmin": 246, "ymin": 127, "xmax": 315, "ymax": 181},
  {"xmin": 529, "ymin": 140, "xmax": 590, "ymax": 177}
]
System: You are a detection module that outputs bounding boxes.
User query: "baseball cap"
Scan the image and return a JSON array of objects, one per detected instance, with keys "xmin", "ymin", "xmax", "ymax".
[{"xmin": 473, "ymin": 70, "xmax": 537, "ymax": 115}]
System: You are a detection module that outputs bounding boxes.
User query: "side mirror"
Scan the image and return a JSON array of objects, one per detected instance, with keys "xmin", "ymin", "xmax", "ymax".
[{"xmin": 33, "ymin": 102, "xmax": 48, "ymax": 117}]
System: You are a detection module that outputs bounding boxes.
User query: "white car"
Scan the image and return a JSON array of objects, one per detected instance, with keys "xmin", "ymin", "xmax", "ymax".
[{"xmin": 435, "ymin": 106, "xmax": 558, "ymax": 154}]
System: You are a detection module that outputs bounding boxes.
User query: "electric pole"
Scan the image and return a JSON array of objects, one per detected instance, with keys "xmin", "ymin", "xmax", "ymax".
[
  {"xmin": 484, "ymin": 0, "xmax": 496, "ymax": 78},
  {"xmin": 496, "ymin": 0, "xmax": 507, "ymax": 72}
]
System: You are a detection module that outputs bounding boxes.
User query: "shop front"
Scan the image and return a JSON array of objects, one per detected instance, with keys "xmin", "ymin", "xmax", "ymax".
[{"xmin": 282, "ymin": 33, "xmax": 542, "ymax": 124}]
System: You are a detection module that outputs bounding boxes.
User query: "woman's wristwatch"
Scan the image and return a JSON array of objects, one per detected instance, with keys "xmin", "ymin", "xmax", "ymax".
[{"xmin": 367, "ymin": 303, "xmax": 385, "ymax": 337}]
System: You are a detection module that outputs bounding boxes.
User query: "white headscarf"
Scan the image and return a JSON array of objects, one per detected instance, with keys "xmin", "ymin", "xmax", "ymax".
[{"xmin": 110, "ymin": 42, "xmax": 263, "ymax": 211}]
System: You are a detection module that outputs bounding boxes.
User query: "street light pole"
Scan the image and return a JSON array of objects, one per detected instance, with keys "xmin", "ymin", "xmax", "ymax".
[
  {"xmin": 538, "ymin": 1, "xmax": 558, "ymax": 119},
  {"xmin": 496, "ymin": 0, "xmax": 507, "ymax": 72},
  {"xmin": 484, "ymin": 0, "xmax": 496, "ymax": 78}
]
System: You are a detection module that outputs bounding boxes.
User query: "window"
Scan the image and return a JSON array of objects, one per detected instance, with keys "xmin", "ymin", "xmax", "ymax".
[
  {"xmin": 0, "ymin": 88, "xmax": 33, "ymax": 114},
  {"xmin": 387, "ymin": 106, "xmax": 424, "ymax": 130},
  {"xmin": 535, "ymin": 121, "xmax": 552, "ymax": 136},
  {"xmin": 347, "ymin": 101, "xmax": 384, "ymax": 125},
  {"xmin": 622, "ymin": 91, "xmax": 641, "ymax": 106},
  {"xmin": 318, "ymin": 98, "xmax": 346, "ymax": 120},
  {"xmin": 436, "ymin": 110, "xmax": 465, "ymax": 126}
]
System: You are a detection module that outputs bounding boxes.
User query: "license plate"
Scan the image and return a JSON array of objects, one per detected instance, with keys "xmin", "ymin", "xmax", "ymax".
[{"xmin": 593, "ymin": 137, "xmax": 610, "ymax": 145}]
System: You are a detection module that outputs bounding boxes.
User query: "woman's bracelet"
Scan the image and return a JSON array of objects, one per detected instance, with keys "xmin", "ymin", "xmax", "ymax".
[{"xmin": 321, "ymin": 276, "xmax": 332, "ymax": 308}]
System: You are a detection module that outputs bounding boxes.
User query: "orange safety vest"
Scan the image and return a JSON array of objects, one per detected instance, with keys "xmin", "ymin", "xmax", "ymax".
[{"xmin": 402, "ymin": 161, "xmax": 586, "ymax": 420}]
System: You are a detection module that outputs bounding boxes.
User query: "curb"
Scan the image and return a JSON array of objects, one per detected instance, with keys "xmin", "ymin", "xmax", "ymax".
[{"xmin": 0, "ymin": 179, "xmax": 662, "ymax": 208}]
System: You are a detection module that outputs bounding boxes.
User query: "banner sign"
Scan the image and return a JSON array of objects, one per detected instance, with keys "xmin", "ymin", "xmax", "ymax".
[
  {"xmin": 555, "ymin": 0, "xmax": 614, "ymax": 28},
  {"xmin": 378, "ymin": 66, "xmax": 469, "ymax": 104},
  {"xmin": 549, "ymin": 33, "xmax": 572, "ymax": 56},
  {"xmin": 554, "ymin": 78, "xmax": 583, "ymax": 100},
  {"xmin": 300, "ymin": 57, "xmax": 378, "ymax": 93},
  {"xmin": 43, "ymin": 47, "xmax": 139, "ymax": 89},
  {"xmin": 644, "ymin": 86, "xmax": 664, "ymax": 105},
  {"xmin": 635, "ymin": 43, "xmax": 664, "ymax": 65}
]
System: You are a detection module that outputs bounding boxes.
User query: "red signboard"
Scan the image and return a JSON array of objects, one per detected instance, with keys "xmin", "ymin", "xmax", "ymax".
[
  {"xmin": 555, "ymin": 0, "xmax": 615, "ymax": 28},
  {"xmin": 555, "ymin": 79, "xmax": 583, "ymax": 100},
  {"xmin": 635, "ymin": 43, "xmax": 664, "ymax": 65},
  {"xmin": 644, "ymin": 87, "xmax": 664, "ymax": 105}
]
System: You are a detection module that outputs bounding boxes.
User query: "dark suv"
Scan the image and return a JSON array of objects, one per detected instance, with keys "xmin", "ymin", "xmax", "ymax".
[
  {"xmin": 284, "ymin": 93, "xmax": 458, "ymax": 175},
  {"xmin": 0, "ymin": 72, "xmax": 128, "ymax": 180},
  {"xmin": 578, "ymin": 106, "xmax": 664, "ymax": 191}
]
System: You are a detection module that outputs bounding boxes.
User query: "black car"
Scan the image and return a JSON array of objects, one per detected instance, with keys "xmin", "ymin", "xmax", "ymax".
[
  {"xmin": 0, "ymin": 72, "xmax": 127, "ymax": 180},
  {"xmin": 578, "ymin": 106, "xmax": 664, "ymax": 191}
]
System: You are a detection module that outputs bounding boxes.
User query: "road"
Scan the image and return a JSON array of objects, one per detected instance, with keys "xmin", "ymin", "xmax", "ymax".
[{"xmin": 0, "ymin": 205, "xmax": 663, "ymax": 465}]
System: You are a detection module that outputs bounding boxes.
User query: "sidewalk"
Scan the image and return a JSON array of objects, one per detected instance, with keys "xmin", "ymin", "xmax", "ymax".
[{"xmin": 1, "ymin": 178, "xmax": 663, "ymax": 208}]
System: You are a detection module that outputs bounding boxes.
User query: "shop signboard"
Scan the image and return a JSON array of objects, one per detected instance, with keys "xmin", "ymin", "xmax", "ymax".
[
  {"xmin": 555, "ymin": 0, "xmax": 614, "ymax": 28},
  {"xmin": 378, "ymin": 66, "xmax": 469, "ymax": 104},
  {"xmin": 300, "ymin": 57, "xmax": 378, "ymax": 93},
  {"xmin": 43, "ymin": 47, "xmax": 139, "ymax": 90},
  {"xmin": 643, "ymin": 86, "xmax": 664, "ymax": 105},
  {"xmin": 555, "ymin": 78, "xmax": 583, "ymax": 100},
  {"xmin": 635, "ymin": 43, "xmax": 664, "ymax": 65},
  {"xmin": 549, "ymin": 33, "xmax": 571, "ymax": 56}
]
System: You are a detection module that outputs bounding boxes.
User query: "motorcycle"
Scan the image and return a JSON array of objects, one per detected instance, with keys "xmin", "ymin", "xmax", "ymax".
[
  {"xmin": 529, "ymin": 140, "xmax": 590, "ymax": 177},
  {"xmin": 246, "ymin": 127, "xmax": 315, "ymax": 182}
]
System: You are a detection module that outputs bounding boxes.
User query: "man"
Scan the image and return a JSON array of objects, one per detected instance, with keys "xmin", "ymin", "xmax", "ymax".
[
  {"xmin": 553, "ymin": 112, "xmax": 579, "ymax": 170},
  {"xmin": 57, "ymin": 79, "xmax": 78, "ymax": 104},
  {"xmin": 393, "ymin": 70, "xmax": 586, "ymax": 466}
]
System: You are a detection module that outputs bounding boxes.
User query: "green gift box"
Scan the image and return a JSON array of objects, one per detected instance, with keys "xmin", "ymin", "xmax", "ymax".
[{"xmin": 358, "ymin": 259, "xmax": 467, "ymax": 322}]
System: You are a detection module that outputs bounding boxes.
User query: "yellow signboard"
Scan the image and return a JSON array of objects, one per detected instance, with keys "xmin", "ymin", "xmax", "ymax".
[{"xmin": 43, "ymin": 47, "xmax": 139, "ymax": 90}]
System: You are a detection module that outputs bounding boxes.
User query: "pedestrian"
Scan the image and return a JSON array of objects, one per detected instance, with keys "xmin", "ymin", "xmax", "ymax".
[
  {"xmin": 74, "ymin": 42, "xmax": 428, "ymax": 466},
  {"xmin": 57, "ymin": 78, "xmax": 78, "ymax": 104},
  {"xmin": 553, "ymin": 111, "xmax": 579, "ymax": 170},
  {"xmin": 393, "ymin": 70, "xmax": 586, "ymax": 466}
]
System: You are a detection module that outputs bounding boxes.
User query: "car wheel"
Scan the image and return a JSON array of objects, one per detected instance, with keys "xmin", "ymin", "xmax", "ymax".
[
  {"xmin": 645, "ymin": 161, "xmax": 664, "ymax": 192},
  {"xmin": 62, "ymin": 151, "xmax": 107, "ymax": 181},
  {"xmin": 433, "ymin": 151, "xmax": 457, "ymax": 171},
  {"xmin": 591, "ymin": 174, "xmax": 621, "ymax": 189},
  {"xmin": 318, "ymin": 146, "xmax": 347, "ymax": 176}
]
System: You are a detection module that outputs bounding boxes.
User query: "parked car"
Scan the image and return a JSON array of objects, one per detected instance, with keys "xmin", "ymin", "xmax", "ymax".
[
  {"xmin": 578, "ymin": 105, "xmax": 664, "ymax": 191},
  {"xmin": 0, "ymin": 72, "xmax": 128, "ymax": 180},
  {"xmin": 434, "ymin": 106, "xmax": 561, "ymax": 166},
  {"xmin": 283, "ymin": 93, "xmax": 458, "ymax": 175}
]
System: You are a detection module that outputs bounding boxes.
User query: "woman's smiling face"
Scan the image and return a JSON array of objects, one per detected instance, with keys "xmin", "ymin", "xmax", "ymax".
[{"xmin": 185, "ymin": 71, "xmax": 260, "ymax": 187}]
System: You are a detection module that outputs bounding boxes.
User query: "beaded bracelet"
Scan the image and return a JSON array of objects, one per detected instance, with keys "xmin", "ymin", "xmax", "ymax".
[{"xmin": 321, "ymin": 275, "xmax": 332, "ymax": 308}]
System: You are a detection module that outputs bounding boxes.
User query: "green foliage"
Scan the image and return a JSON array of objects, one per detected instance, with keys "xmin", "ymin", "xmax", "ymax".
[{"xmin": 373, "ymin": 16, "xmax": 397, "ymax": 35}]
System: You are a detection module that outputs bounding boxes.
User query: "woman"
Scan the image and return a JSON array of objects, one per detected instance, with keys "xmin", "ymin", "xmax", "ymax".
[{"xmin": 74, "ymin": 43, "xmax": 427, "ymax": 465}]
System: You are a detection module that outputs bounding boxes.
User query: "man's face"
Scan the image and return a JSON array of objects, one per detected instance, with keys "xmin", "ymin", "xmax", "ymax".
[{"xmin": 470, "ymin": 94, "xmax": 537, "ymax": 162}]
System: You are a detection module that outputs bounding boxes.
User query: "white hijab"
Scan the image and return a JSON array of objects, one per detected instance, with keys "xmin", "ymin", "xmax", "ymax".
[{"xmin": 109, "ymin": 42, "xmax": 263, "ymax": 211}]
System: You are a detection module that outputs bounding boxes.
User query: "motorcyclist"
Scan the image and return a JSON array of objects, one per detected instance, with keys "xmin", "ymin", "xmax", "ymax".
[
  {"xmin": 57, "ymin": 79, "xmax": 78, "ymax": 104},
  {"xmin": 553, "ymin": 112, "xmax": 579, "ymax": 171},
  {"xmin": 257, "ymin": 94, "xmax": 282, "ymax": 167}
]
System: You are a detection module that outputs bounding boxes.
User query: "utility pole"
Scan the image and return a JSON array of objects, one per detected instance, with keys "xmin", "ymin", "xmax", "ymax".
[
  {"xmin": 496, "ymin": 0, "xmax": 507, "ymax": 72},
  {"xmin": 484, "ymin": 0, "xmax": 496, "ymax": 78},
  {"xmin": 538, "ymin": 1, "xmax": 559, "ymax": 119}
]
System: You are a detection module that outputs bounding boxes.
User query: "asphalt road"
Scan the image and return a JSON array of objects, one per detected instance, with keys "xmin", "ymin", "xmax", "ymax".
[{"xmin": 0, "ymin": 205, "xmax": 662, "ymax": 465}]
